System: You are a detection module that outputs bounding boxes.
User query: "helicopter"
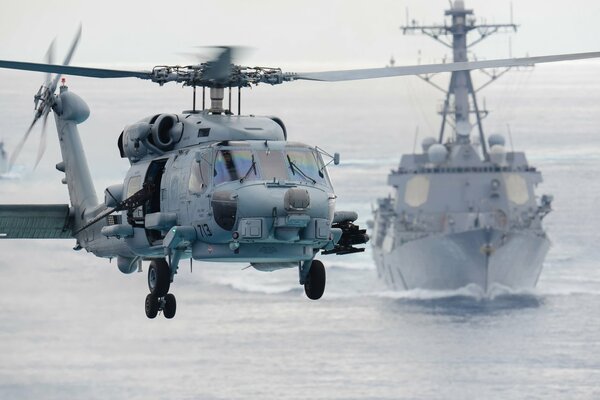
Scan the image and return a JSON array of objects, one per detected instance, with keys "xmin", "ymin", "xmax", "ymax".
[{"xmin": 0, "ymin": 28, "xmax": 599, "ymax": 319}]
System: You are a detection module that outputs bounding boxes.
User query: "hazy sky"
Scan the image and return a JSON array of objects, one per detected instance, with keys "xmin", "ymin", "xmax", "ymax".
[
  {"xmin": 1, "ymin": 0, "xmax": 599, "ymax": 70},
  {"xmin": 1, "ymin": 0, "xmax": 599, "ymax": 180}
]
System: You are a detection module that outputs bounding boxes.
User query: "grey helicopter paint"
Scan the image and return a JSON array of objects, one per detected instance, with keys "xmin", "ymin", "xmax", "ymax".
[
  {"xmin": 371, "ymin": 0, "xmax": 553, "ymax": 293},
  {"xmin": 0, "ymin": 26, "xmax": 597, "ymax": 318}
]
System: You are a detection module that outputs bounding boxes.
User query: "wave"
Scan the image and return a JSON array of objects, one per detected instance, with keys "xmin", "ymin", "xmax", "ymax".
[
  {"xmin": 535, "ymin": 286, "xmax": 600, "ymax": 297},
  {"xmin": 198, "ymin": 267, "xmax": 303, "ymax": 295},
  {"xmin": 213, "ymin": 277, "xmax": 302, "ymax": 295},
  {"xmin": 196, "ymin": 260, "xmax": 600, "ymax": 301},
  {"xmin": 326, "ymin": 261, "xmax": 375, "ymax": 271},
  {"xmin": 0, "ymin": 165, "xmax": 26, "ymax": 180}
]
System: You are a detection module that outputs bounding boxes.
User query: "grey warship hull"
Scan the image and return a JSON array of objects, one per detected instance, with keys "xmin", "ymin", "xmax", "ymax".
[{"xmin": 373, "ymin": 228, "xmax": 550, "ymax": 292}]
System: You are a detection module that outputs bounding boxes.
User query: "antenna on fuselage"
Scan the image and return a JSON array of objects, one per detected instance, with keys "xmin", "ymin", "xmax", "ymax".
[{"xmin": 192, "ymin": 86, "xmax": 197, "ymax": 112}]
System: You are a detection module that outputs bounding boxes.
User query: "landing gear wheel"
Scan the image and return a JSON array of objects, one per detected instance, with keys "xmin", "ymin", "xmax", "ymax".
[
  {"xmin": 145, "ymin": 293, "xmax": 159, "ymax": 319},
  {"xmin": 148, "ymin": 259, "xmax": 170, "ymax": 297},
  {"xmin": 304, "ymin": 259, "xmax": 326, "ymax": 300},
  {"xmin": 163, "ymin": 293, "xmax": 177, "ymax": 319}
]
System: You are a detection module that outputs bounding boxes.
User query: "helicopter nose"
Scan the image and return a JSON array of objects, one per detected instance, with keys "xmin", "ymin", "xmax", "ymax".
[
  {"xmin": 273, "ymin": 188, "xmax": 311, "ymax": 241},
  {"xmin": 284, "ymin": 188, "xmax": 310, "ymax": 212}
]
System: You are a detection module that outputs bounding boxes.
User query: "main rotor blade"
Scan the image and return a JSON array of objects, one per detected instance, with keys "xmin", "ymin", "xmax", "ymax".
[
  {"xmin": 293, "ymin": 51, "xmax": 600, "ymax": 82},
  {"xmin": 0, "ymin": 60, "xmax": 152, "ymax": 80},
  {"xmin": 202, "ymin": 46, "xmax": 233, "ymax": 83}
]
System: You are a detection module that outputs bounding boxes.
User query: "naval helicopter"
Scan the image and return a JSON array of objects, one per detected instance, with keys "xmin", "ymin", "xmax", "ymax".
[{"xmin": 0, "ymin": 28, "xmax": 599, "ymax": 319}]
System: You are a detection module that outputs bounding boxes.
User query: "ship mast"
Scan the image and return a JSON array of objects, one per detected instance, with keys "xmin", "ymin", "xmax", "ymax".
[{"xmin": 402, "ymin": 0, "xmax": 517, "ymax": 160}]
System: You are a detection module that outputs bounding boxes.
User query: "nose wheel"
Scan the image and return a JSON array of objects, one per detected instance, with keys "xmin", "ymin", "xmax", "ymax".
[
  {"xmin": 145, "ymin": 259, "xmax": 177, "ymax": 319},
  {"xmin": 302, "ymin": 259, "xmax": 326, "ymax": 300}
]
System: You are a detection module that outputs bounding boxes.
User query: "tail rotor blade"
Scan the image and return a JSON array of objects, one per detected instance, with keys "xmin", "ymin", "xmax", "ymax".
[
  {"xmin": 49, "ymin": 24, "xmax": 82, "ymax": 92},
  {"xmin": 34, "ymin": 111, "xmax": 50, "ymax": 169},
  {"xmin": 8, "ymin": 119, "xmax": 38, "ymax": 170},
  {"xmin": 10, "ymin": 25, "xmax": 83, "ymax": 172},
  {"xmin": 44, "ymin": 38, "xmax": 56, "ymax": 86},
  {"xmin": 62, "ymin": 24, "xmax": 82, "ymax": 67}
]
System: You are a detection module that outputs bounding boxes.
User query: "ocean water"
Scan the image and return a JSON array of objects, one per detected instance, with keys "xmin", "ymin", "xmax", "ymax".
[{"xmin": 1, "ymin": 63, "xmax": 600, "ymax": 399}]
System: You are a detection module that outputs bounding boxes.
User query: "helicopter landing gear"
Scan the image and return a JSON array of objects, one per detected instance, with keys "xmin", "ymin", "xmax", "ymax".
[
  {"xmin": 145, "ymin": 293, "xmax": 159, "ymax": 318},
  {"xmin": 301, "ymin": 259, "xmax": 326, "ymax": 300},
  {"xmin": 144, "ymin": 293, "xmax": 177, "ymax": 319},
  {"xmin": 163, "ymin": 293, "xmax": 176, "ymax": 319},
  {"xmin": 148, "ymin": 259, "xmax": 170, "ymax": 296},
  {"xmin": 145, "ymin": 259, "xmax": 177, "ymax": 319}
]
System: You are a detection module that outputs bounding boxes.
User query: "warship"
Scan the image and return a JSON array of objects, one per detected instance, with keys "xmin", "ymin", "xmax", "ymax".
[{"xmin": 371, "ymin": 0, "xmax": 552, "ymax": 292}]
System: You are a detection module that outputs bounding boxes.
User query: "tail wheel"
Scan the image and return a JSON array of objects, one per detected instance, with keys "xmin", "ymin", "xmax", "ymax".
[
  {"xmin": 145, "ymin": 293, "xmax": 159, "ymax": 319},
  {"xmin": 148, "ymin": 259, "xmax": 170, "ymax": 297},
  {"xmin": 304, "ymin": 259, "xmax": 326, "ymax": 300},
  {"xmin": 163, "ymin": 293, "xmax": 177, "ymax": 319}
]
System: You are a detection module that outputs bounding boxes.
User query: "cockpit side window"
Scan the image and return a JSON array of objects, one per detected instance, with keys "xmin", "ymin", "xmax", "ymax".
[
  {"xmin": 189, "ymin": 163, "xmax": 204, "ymax": 194},
  {"xmin": 189, "ymin": 151, "xmax": 212, "ymax": 194},
  {"xmin": 213, "ymin": 149, "xmax": 258, "ymax": 185}
]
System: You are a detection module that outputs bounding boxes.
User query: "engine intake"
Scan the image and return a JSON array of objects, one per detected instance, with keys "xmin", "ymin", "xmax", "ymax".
[{"xmin": 151, "ymin": 114, "xmax": 183, "ymax": 150}]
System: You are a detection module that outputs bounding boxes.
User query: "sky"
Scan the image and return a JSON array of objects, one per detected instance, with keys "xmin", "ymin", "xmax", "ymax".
[
  {"xmin": 1, "ymin": 0, "xmax": 600, "ymax": 192},
  {"xmin": 1, "ymin": 0, "xmax": 599, "ymax": 70}
]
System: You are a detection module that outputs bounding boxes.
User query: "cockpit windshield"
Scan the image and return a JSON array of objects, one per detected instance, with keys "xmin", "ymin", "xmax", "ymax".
[
  {"xmin": 212, "ymin": 145, "xmax": 331, "ymax": 187},
  {"xmin": 214, "ymin": 149, "xmax": 258, "ymax": 185},
  {"xmin": 286, "ymin": 149, "xmax": 327, "ymax": 185}
]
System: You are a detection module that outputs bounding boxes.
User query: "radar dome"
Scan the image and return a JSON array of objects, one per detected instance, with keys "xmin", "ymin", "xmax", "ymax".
[
  {"xmin": 489, "ymin": 145, "xmax": 507, "ymax": 165},
  {"xmin": 421, "ymin": 137, "xmax": 437, "ymax": 153},
  {"xmin": 428, "ymin": 144, "xmax": 448, "ymax": 165},
  {"xmin": 456, "ymin": 120, "xmax": 472, "ymax": 137},
  {"xmin": 488, "ymin": 134, "xmax": 506, "ymax": 148}
]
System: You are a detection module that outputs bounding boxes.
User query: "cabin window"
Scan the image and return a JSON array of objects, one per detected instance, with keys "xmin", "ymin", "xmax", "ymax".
[{"xmin": 213, "ymin": 149, "xmax": 258, "ymax": 185}]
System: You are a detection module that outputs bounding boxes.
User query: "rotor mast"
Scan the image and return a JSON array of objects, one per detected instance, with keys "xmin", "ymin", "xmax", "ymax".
[{"xmin": 402, "ymin": 0, "xmax": 517, "ymax": 158}]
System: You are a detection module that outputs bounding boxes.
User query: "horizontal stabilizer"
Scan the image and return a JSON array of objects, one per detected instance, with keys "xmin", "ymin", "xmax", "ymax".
[{"xmin": 0, "ymin": 204, "xmax": 73, "ymax": 239}]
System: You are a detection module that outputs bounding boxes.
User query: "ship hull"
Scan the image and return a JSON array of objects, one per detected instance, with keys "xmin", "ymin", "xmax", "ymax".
[{"xmin": 373, "ymin": 228, "xmax": 550, "ymax": 292}]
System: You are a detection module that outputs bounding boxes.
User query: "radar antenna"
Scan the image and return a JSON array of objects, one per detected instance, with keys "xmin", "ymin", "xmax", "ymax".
[{"xmin": 402, "ymin": 0, "xmax": 519, "ymax": 159}]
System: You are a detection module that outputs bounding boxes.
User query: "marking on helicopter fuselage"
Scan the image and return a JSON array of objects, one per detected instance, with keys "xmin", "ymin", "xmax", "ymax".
[{"xmin": 198, "ymin": 224, "xmax": 213, "ymax": 238}]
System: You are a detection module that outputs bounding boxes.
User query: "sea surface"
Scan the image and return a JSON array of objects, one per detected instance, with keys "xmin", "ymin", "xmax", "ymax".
[{"xmin": 0, "ymin": 63, "xmax": 600, "ymax": 399}]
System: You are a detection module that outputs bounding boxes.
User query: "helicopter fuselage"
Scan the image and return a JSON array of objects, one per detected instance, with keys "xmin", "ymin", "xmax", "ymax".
[{"xmin": 63, "ymin": 92, "xmax": 351, "ymax": 276}]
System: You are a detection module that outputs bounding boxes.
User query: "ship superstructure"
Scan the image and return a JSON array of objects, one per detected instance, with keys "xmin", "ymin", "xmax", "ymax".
[{"xmin": 371, "ymin": 0, "xmax": 552, "ymax": 292}]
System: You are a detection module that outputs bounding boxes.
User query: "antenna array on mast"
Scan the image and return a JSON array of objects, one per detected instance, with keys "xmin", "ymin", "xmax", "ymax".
[{"xmin": 401, "ymin": 1, "xmax": 519, "ymax": 159}]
